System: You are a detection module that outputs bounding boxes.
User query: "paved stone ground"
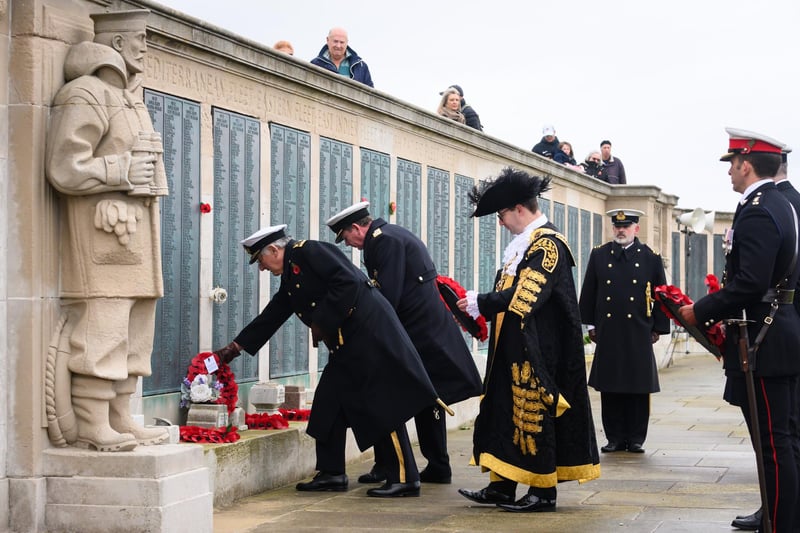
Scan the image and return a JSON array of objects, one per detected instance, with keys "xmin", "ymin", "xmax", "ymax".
[{"xmin": 214, "ymin": 353, "xmax": 761, "ymax": 532}]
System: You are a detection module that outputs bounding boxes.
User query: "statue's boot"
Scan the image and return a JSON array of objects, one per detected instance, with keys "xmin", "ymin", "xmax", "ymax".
[
  {"xmin": 110, "ymin": 376, "xmax": 169, "ymax": 445},
  {"xmin": 72, "ymin": 375, "xmax": 137, "ymax": 452}
]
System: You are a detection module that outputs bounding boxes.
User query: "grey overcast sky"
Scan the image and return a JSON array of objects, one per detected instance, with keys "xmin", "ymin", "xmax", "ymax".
[{"xmin": 155, "ymin": 0, "xmax": 800, "ymax": 214}]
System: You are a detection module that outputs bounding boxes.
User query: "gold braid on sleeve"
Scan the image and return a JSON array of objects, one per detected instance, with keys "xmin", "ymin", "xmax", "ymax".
[{"xmin": 508, "ymin": 267, "xmax": 547, "ymax": 318}]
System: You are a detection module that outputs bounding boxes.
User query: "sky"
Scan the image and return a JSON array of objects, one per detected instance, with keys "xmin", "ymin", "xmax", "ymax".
[{"xmin": 155, "ymin": 0, "xmax": 800, "ymax": 213}]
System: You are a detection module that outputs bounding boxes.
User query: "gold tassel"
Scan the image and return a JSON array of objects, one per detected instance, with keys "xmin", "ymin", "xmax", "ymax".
[{"xmin": 646, "ymin": 281, "xmax": 652, "ymax": 317}]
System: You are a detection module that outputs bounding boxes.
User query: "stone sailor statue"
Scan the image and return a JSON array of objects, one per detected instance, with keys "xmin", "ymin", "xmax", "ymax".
[{"xmin": 45, "ymin": 9, "xmax": 169, "ymax": 451}]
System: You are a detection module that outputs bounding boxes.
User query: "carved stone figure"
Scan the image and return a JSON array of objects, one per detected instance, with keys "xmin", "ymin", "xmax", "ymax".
[{"xmin": 45, "ymin": 9, "xmax": 168, "ymax": 451}]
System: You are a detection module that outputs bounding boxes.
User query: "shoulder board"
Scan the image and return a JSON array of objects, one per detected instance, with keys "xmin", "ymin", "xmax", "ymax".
[
  {"xmin": 372, "ymin": 228, "xmax": 383, "ymax": 238},
  {"xmin": 293, "ymin": 240, "xmax": 307, "ymax": 248}
]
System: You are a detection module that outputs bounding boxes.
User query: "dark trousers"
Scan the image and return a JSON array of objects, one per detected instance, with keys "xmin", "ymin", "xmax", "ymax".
[
  {"xmin": 738, "ymin": 375, "xmax": 799, "ymax": 533},
  {"xmin": 372, "ymin": 404, "xmax": 450, "ymax": 477},
  {"xmin": 314, "ymin": 408, "xmax": 348, "ymax": 474},
  {"xmin": 316, "ymin": 408, "xmax": 418, "ymax": 484},
  {"xmin": 600, "ymin": 392, "xmax": 650, "ymax": 446},
  {"xmin": 373, "ymin": 423, "xmax": 420, "ymax": 484},
  {"xmin": 413, "ymin": 404, "xmax": 450, "ymax": 475}
]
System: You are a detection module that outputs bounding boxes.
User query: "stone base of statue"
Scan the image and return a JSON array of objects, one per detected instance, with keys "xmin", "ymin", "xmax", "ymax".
[
  {"xmin": 42, "ymin": 444, "xmax": 212, "ymax": 533},
  {"xmin": 186, "ymin": 403, "xmax": 229, "ymax": 428}
]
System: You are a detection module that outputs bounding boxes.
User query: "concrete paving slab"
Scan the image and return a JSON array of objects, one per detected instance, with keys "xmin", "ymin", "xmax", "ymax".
[{"xmin": 214, "ymin": 353, "xmax": 767, "ymax": 532}]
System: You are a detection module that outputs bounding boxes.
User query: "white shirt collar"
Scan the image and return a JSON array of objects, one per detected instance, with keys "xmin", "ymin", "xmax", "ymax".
[{"xmin": 740, "ymin": 178, "xmax": 772, "ymax": 205}]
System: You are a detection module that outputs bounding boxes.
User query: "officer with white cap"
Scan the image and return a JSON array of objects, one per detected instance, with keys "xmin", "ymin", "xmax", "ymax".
[
  {"xmin": 214, "ymin": 226, "xmax": 438, "ymax": 498},
  {"xmin": 326, "ymin": 201, "xmax": 482, "ymax": 487},
  {"xmin": 579, "ymin": 208, "xmax": 670, "ymax": 454}
]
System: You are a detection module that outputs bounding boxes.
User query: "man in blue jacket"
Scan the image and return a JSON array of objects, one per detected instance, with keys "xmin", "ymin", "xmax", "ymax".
[{"xmin": 310, "ymin": 27, "xmax": 373, "ymax": 87}]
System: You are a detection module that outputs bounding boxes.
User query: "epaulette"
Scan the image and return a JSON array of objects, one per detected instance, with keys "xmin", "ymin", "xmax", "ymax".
[
  {"xmin": 372, "ymin": 228, "xmax": 383, "ymax": 238},
  {"xmin": 293, "ymin": 240, "xmax": 307, "ymax": 248}
]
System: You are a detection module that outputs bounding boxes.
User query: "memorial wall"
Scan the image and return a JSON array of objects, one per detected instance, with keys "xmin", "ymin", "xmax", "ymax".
[{"xmin": 0, "ymin": 0, "xmax": 729, "ymax": 527}]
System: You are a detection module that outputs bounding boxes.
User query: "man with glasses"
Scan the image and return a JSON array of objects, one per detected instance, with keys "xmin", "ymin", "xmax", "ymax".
[{"xmin": 455, "ymin": 167, "xmax": 600, "ymax": 512}]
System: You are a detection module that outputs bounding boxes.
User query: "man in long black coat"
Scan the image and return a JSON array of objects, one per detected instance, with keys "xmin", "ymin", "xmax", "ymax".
[
  {"xmin": 214, "ymin": 224, "xmax": 437, "ymax": 498},
  {"xmin": 579, "ymin": 209, "xmax": 670, "ymax": 454},
  {"xmin": 327, "ymin": 202, "xmax": 483, "ymax": 484},
  {"xmin": 679, "ymin": 128, "xmax": 800, "ymax": 532},
  {"xmin": 454, "ymin": 168, "xmax": 600, "ymax": 513}
]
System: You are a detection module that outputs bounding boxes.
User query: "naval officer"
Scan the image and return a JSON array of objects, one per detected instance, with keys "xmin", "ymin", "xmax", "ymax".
[
  {"xmin": 579, "ymin": 209, "xmax": 670, "ymax": 454},
  {"xmin": 326, "ymin": 201, "xmax": 482, "ymax": 485},
  {"xmin": 214, "ymin": 225, "xmax": 437, "ymax": 497}
]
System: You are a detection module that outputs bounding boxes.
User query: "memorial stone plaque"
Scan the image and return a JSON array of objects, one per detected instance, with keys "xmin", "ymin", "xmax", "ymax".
[
  {"xmin": 672, "ymin": 232, "xmax": 681, "ymax": 286},
  {"xmin": 553, "ymin": 202, "xmax": 565, "ymax": 234},
  {"xmin": 593, "ymin": 213, "xmax": 603, "ymax": 247},
  {"xmin": 567, "ymin": 206, "xmax": 579, "ymax": 287},
  {"xmin": 426, "ymin": 167, "xmax": 450, "ymax": 274},
  {"xmin": 269, "ymin": 123, "xmax": 311, "ymax": 378},
  {"xmin": 212, "ymin": 108, "xmax": 261, "ymax": 382},
  {"xmin": 454, "ymin": 174, "xmax": 475, "ymax": 345},
  {"xmin": 318, "ymin": 137, "xmax": 354, "ymax": 247},
  {"xmin": 143, "ymin": 90, "xmax": 200, "ymax": 395},
  {"xmin": 360, "ymin": 148, "xmax": 390, "ymax": 221},
  {"xmin": 317, "ymin": 137, "xmax": 353, "ymax": 369},
  {"xmin": 453, "ymin": 174, "xmax": 474, "ymax": 287},
  {"xmin": 396, "ymin": 158, "xmax": 421, "ymax": 236},
  {"xmin": 478, "ymin": 216, "xmax": 497, "ymax": 294},
  {"xmin": 540, "ymin": 198, "xmax": 551, "ymax": 219},
  {"xmin": 580, "ymin": 209, "xmax": 592, "ymax": 285}
]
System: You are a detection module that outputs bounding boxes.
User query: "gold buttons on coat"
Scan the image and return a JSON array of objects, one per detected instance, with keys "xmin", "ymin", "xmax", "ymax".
[
  {"xmin": 607, "ymin": 313, "xmax": 612, "ymax": 317},
  {"xmin": 632, "ymin": 279, "xmax": 638, "ymax": 284},
  {"xmin": 606, "ymin": 280, "xmax": 611, "ymax": 285}
]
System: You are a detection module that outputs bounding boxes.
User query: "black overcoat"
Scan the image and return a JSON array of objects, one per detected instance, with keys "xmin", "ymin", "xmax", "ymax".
[
  {"xmin": 579, "ymin": 238, "xmax": 670, "ymax": 394},
  {"xmin": 362, "ymin": 218, "xmax": 482, "ymax": 404},
  {"xmin": 234, "ymin": 239, "xmax": 437, "ymax": 450}
]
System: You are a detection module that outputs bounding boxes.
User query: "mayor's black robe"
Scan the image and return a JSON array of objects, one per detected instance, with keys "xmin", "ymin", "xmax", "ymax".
[
  {"xmin": 473, "ymin": 224, "xmax": 600, "ymax": 488},
  {"xmin": 235, "ymin": 239, "xmax": 437, "ymax": 450}
]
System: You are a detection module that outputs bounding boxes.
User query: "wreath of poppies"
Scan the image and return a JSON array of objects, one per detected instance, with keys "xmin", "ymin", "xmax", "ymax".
[
  {"xmin": 436, "ymin": 275, "xmax": 489, "ymax": 341},
  {"xmin": 180, "ymin": 424, "xmax": 240, "ymax": 443},
  {"xmin": 184, "ymin": 351, "xmax": 238, "ymax": 414},
  {"xmin": 653, "ymin": 278, "xmax": 725, "ymax": 356}
]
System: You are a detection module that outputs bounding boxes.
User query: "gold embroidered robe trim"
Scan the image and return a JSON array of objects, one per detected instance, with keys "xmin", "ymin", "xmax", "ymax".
[
  {"xmin": 509, "ymin": 267, "xmax": 546, "ymax": 318},
  {"xmin": 510, "ymin": 360, "xmax": 554, "ymax": 456}
]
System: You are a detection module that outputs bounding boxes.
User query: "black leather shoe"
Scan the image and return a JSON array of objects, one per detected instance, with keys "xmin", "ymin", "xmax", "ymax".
[
  {"xmin": 419, "ymin": 467, "xmax": 452, "ymax": 484},
  {"xmin": 366, "ymin": 481, "xmax": 420, "ymax": 497},
  {"xmin": 296, "ymin": 472, "xmax": 348, "ymax": 492},
  {"xmin": 627, "ymin": 443, "xmax": 645, "ymax": 453},
  {"xmin": 601, "ymin": 442, "xmax": 626, "ymax": 453},
  {"xmin": 458, "ymin": 486, "xmax": 514, "ymax": 505},
  {"xmin": 357, "ymin": 468, "xmax": 387, "ymax": 484},
  {"xmin": 497, "ymin": 493, "xmax": 556, "ymax": 513},
  {"xmin": 731, "ymin": 508, "xmax": 762, "ymax": 530}
]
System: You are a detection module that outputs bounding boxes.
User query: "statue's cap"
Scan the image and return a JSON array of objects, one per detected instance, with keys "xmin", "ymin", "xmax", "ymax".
[{"xmin": 91, "ymin": 9, "xmax": 150, "ymax": 34}]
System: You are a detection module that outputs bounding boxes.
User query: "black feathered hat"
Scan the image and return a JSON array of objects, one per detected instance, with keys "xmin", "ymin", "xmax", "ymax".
[{"xmin": 468, "ymin": 167, "xmax": 552, "ymax": 217}]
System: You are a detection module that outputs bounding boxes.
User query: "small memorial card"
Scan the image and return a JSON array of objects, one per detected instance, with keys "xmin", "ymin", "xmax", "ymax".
[{"xmin": 204, "ymin": 355, "xmax": 219, "ymax": 374}]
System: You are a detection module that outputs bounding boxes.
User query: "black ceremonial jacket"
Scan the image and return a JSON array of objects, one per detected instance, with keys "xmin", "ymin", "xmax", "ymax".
[
  {"xmin": 777, "ymin": 179, "xmax": 800, "ymax": 317},
  {"xmin": 234, "ymin": 239, "xmax": 436, "ymax": 450},
  {"xmin": 363, "ymin": 218, "xmax": 482, "ymax": 405},
  {"xmin": 693, "ymin": 182, "xmax": 800, "ymax": 378},
  {"xmin": 579, "ymin": 238, "xmax": 670, "ymax": 394}
]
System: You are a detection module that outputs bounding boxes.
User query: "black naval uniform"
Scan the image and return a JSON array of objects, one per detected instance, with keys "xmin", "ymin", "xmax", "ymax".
[
  {"xmin": 363, "ymin": 218, "xmax": 482, "ymax": 479},
  {"xmin": 234, "ymin": 239, "xmax": 437, "ymax": 484},
  {"xmin": 472, "ymin": 223, "xmax": 601, "ymax": 496},
  {"xmin": 693, "ymin": 181, "xmax": 800, "ymax": 532},
  {"xmin": 579, "ymin": 237, "xmax": 670, "ymax": 450}
]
